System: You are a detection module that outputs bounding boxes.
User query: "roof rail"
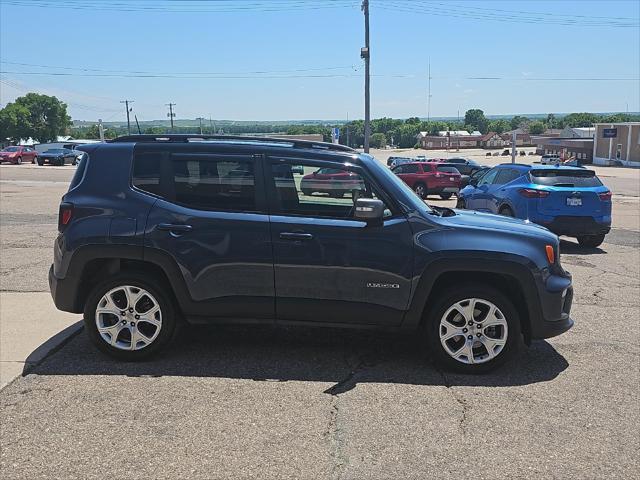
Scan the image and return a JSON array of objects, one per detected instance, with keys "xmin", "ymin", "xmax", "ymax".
[{"xmin": 109, "ymin": 134, "xmax": 355, "ymax": 153}]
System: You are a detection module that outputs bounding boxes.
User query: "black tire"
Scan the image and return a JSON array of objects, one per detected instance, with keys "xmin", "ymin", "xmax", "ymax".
[
  {"xmin": 439, "ymin": 193, "xmax": 452, "ymax": 200},
  {"xmin": 499, "ymin": 205, "xmax": 515, "ymax": 217},
  {"xmin": 32, "ymin": 156, "xmax": 37, "ymax": 164},
  {"xmin": 424, "ymin": 284, "xmax": 521, "ymax": 373},
  {"xmin": 83, "ymin": 273, "xmax": 178, "ymax": 361},
  {"xmin": 16, "ymin": 156, "xmax": 22, "ymax": 165},
  {"xmin": 72, "ymin": 157, "xmax": 78, "ymax": 166},
  {"xmin": 414, "ymin": 183, "xmax": 427, "ymax": 199},
  {"xmin": 330, "ymin": 190, "xmax": 345, "ymax": 198},
  {"xmin": 302, "ymin": 189, "xmax": 312, "ymax": 196},
  {"xmin": 37, "ymin": 159, "xmax": 44, "ymax": 166},
  {"xmin": 455, "ymin": 198, "xmax": 466, "ymax": 209},
  {"xmin": 577, "ymin": 234, "xmax": 605, "ymax": 248}
]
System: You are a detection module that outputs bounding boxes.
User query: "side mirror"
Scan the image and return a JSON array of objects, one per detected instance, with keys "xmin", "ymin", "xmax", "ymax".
[
  {"xmin": 354, "ymin": 198, "xmax": 384, "ymax": 225},
  {"xmin": 469, "ymin": 177, "xmax": 479, "ymax": 187},
  {"xmin": 460, "ymin": 175, "xmax": 470, "ymax": 187}
]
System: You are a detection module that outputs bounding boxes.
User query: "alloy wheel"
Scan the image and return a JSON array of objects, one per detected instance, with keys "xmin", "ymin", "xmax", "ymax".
[
  {"xmin": 439, "ymin": 298, "xmax": 508, "ymax": 364},
  {"xmin": 95, "ymin": 285, "xmax": 162, "ymax": 351},
  {"xmin": 415, "ymin": 184, "xmax": 426, "ymax": 198}
]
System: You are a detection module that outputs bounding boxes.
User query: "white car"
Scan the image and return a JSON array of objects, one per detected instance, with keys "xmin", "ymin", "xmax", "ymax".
[{"xmin": 540, "ymin": 154, "xmax": 560, "ymax": 165}]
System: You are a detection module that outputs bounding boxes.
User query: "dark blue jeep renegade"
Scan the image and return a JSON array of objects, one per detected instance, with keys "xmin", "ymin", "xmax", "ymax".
[{"xmin": 49, "ymin": 135, "xmax": 573, "ymax": 372}]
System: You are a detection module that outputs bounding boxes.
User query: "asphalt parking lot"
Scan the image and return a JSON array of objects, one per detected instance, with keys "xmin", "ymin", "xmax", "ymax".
[{"xmin": 1, "ymin": 156, "xmax": 639, "ymax": 478}]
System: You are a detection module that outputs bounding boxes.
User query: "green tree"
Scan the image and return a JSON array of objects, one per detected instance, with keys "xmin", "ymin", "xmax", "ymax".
[
  {"xmin": 369, "ymin": 132, "xmax": 387, "ymax": 148},
  {"xmin": 510, "ymin": 115, "xmax": 530, "ymax": 130},
  {"xmin": 487, "ymin": 119, "xmax": 510, "ymax": 134},
  {"xmin": 0, "ymin": 93, "xmax": 71, "ymax": 143},
  {"xmin": 529, "ymin": 121, "xmax": 546, "ymax": 135},
  {"xmin": 464, "ymin": 109, "xmax": 489, "ymax": 134}
]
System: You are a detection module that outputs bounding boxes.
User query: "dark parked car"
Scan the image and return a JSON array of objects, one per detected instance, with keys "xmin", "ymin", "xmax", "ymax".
[
  {"xmin": 37, "ymin": 148, "xmax": 77, "ymax": 166},
  {"xmin": 49, "ymin": 134, "xmax": 573, "ymax": 373},
  {"xmin": 441, "ymin": 157, "xmax": 486, "ymax": 176},
  {"xmin": 459, "ymin": 166, "xmax": 490, "ymax": 188}
]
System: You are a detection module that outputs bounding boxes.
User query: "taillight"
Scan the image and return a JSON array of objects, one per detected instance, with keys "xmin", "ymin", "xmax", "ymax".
[
  {"xmin": 519, "ymin": 188, "xmax": 550, "ymax": 198},
  {"xmin": 598, "ymin": 191, "xmax": 612, "ymax": 202},
  {"xmin": 58, "ymin": 203, "xmax": 73, "ymax": 232}
]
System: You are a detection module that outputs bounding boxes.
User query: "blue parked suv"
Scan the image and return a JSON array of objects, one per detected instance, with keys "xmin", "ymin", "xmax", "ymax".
[
  {"xmin": 457, "ymin": 164, "xmax": 612, "ymax": 248},
  {"xmin": 49, "ymin": 135, "xmax": 573, "ymax": 373}
]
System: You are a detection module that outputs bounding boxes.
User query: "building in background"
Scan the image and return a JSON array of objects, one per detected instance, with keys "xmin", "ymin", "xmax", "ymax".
[
  {"xmin": 531, "ymin": 137, "xmax": 594, "ymax": 164},
  {"xmin": 592, "ymin": 123, "xmax": 639, "ymax": 166},
  {"xmin": 560, "ymin": 126, "xmax": 596, "ymax": 138},
  {"xmin": 501, "ymin": 128, "xmax": 532, "ymax": 146}
]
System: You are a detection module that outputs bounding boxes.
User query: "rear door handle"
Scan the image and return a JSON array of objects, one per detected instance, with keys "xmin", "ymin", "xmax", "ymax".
[
  {"xmin": 279, "ymin": 232, "xmax": 313, "ymax": 241},
  {"xmin": 157, "ymin": 223, "xmax": 193, "ymax": 234}
]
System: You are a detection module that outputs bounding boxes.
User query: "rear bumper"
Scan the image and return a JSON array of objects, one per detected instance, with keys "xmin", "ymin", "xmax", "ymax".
[
  {"xmin": 49, "ymin": 264, "xmax": 80, "ymax": 313},
  {"xmin": 537, "ymin": 216, "xmax": 611, "ymax": 236}
]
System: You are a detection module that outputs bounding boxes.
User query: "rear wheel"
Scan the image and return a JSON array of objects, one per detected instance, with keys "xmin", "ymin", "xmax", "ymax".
[
  {"xmin": 455, "ymin": 198, "xmax": 466, "ymax": 209},
  {"xmin": 577, "ymin": 234, "xmax": 605, "ymax": 248},
  {"xmin": 83, "ymin": 273, "xmax": 178, "ymax": 360},
  {"xmin": 439, "ymin": 193, "xmax": 452, "ymax": 200},
  {"xmin": 32, "ymin": 156, "xmax": 37, "ymax": 164},
  {"xmin": 414, "ymin": 183, "xmax": 427, "ymax": 199},
  {"xmin": 499, "ymin": 205, "xmax": 515, "ymax": 217},
  {"xmin": 425, "ymin": 284, "xmax": 521, "ymax": 373},
  {"xmin": 16, "ymin": 156, "xmax": 22, "ymax": 165}
]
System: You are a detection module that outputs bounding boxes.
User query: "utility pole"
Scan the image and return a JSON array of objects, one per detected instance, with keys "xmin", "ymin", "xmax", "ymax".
[
  {"xmin": 209, "ymin": 117, "xmax": 213, "ymax": 134},
  {"xmin": 197, "ymin": 117, "xmax": 204, "ymax": 134},
  {"xmin": 427, "ymin": 60, "xmax": 432, "ymax": 122},
  {"xmin": 361, "ymin": 0, "xmax": 370, "ymax": 153},
  {"xmin": 120, "ymin": 100, "xmax": 134, "ymax": 135},
  {"xmin": 166, "ymin": 103, "xmax": 176, "ymax": 132},
  {"xmin": 346, "ymin": 112, "xmax": 350, "ymax": 147}
]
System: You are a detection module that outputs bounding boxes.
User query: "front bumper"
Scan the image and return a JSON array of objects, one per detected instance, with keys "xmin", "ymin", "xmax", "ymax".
[{"xmin": 530, "ymin": 269, "xmax": 574, "ymax": 339}]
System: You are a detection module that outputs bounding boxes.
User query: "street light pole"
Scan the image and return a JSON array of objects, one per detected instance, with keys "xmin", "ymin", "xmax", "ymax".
[{"xmin": 362, "ymin": 0, "xmax": 370, "ymax": 153}]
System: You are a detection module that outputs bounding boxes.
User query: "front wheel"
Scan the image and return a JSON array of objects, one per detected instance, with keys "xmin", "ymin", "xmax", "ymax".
[
  {"xmin": 32, "ymin": 156, "xmax": 37, "ymax": 164},
  {"xmin": 455, "ymin": 198, "xmax": 466, "ymax": 209},
  {"xmin": 425, "ymin": 285, "xmax": 521, "ymax": 373},
  {"xmin": 439, "ymin": 193, "xmax": 452, "ymax": 200},
  {"xmin": 83, "ymin": 274, "xmax": 178, "ymax": 360},
  {"xmin": 577, "ymin": 234, "xmax": 605, "ymax": 248},
  {"xmin": 16, "ymin": 156, "xmax": 22, "ymax": 165},
  {"xmin": 37, "ymin": 159, "xmax": 44, "ymax": 166}
]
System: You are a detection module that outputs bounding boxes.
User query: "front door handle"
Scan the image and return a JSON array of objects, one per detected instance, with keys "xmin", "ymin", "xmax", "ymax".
[
  {"xmin": 157, "ymin": 223, "xmax": 193, "ymax": 235},
  {"xmin": 279, "ymin": 232, "xmax": 313, "ymax": 241}
]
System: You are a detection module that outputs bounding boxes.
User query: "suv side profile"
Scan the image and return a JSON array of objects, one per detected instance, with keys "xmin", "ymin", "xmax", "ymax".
[
  {"xmin": 49, "ymin": 135, "xmax": 573, "ymax": 373},
  {"xmin": 392, "ymin": 162, "xmax": 461, "ymax": 199}
]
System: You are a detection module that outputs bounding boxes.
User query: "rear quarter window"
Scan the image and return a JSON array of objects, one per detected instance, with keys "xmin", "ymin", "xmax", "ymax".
[
  {"xmin": 530, "ymin": 170, "xmax": 603, "ymax": 187},
  {"xmin": 68, "ymin": 152, "xmax": 89, "ymax": 191},
  {"xmin": 436, "ymin": 166, "xmax": 459, "ymax": 174},
  {"xmin": 132, "ymin": 153, "xmax": 163, "ymax": 196}
]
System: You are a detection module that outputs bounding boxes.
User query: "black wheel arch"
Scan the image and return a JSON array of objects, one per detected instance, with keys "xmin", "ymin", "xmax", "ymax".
[{"xmin": 401, "ymin": 255, "xmax": 542, "ymax": 344}]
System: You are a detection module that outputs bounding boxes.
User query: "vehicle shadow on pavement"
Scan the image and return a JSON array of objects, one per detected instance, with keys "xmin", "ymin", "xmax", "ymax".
[
  {"xmin": 28, "ymin": 324, "xmax": 569, "ymax": 392},
  {"xmin": 559, "ymin": 239, "xmax": 606, "ymax": 255}
]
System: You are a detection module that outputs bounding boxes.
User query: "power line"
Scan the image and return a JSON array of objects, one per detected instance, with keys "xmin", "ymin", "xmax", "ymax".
[{"xmin": 0, "ymin": 60, "xmax": 359, "ymax": 76}]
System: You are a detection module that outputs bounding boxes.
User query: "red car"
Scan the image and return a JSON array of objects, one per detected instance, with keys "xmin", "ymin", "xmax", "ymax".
[
  {"xmin": 392, "ymin": 162, "xmax": 461, "ymax": 199},
  {"xmin": 0, "ymin": 145, "xmax": 38, "ymax": 164},
  {"xmin": 300, "ymin": 167, "xmax": 365, "ymax": 198}
]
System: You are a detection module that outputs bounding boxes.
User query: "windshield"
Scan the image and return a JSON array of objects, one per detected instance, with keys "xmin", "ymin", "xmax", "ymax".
[
  {"xmin": 530, "ymin": 169, "xmax": 602, "ymax": 187},
  {"xmin": 3, "ymin": 146, "xmax": 20, "ymax": 152},
  {"xmin": 361, "ymin": 154, "xmax": 434, "ymax": 213}
]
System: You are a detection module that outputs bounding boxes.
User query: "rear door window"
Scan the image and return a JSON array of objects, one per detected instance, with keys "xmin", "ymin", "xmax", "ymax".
[
  {"xmin": 493, "ymin": 169, "xmax": 521, "ymax": 185},
  {"xmin": 530, "ymin": 169, "xmax": 602, "ymax": 187},
  {"xmin": 132, "ymin": 152, "xmax": 163, "ymax": 197},
  {"xmin": 171, "ymin": 155, "xmax": 256, "ymax": 212},
  {"xmin": 404, "ymin": 164, "xmax": 420, "ymax": 173}
]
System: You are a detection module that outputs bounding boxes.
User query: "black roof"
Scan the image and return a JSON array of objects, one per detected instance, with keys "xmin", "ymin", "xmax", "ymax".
[{"xmin": 109, "ymin": 134, "xmax": 354, "ymax": 153}]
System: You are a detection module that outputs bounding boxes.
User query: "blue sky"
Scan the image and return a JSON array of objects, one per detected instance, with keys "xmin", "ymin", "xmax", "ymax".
[{"xmin": 1, "ymin": 0, "xmax": 638, "ymax": 121}]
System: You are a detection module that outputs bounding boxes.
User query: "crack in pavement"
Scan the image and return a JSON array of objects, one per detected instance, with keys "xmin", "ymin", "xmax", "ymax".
[
  {"xmin": 323, "ymin": 348, "xmax": 381, "ymax": 479},
  {"xmin": 435, "ymin": 365, "xmax": 470, "ymax": 435}
]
